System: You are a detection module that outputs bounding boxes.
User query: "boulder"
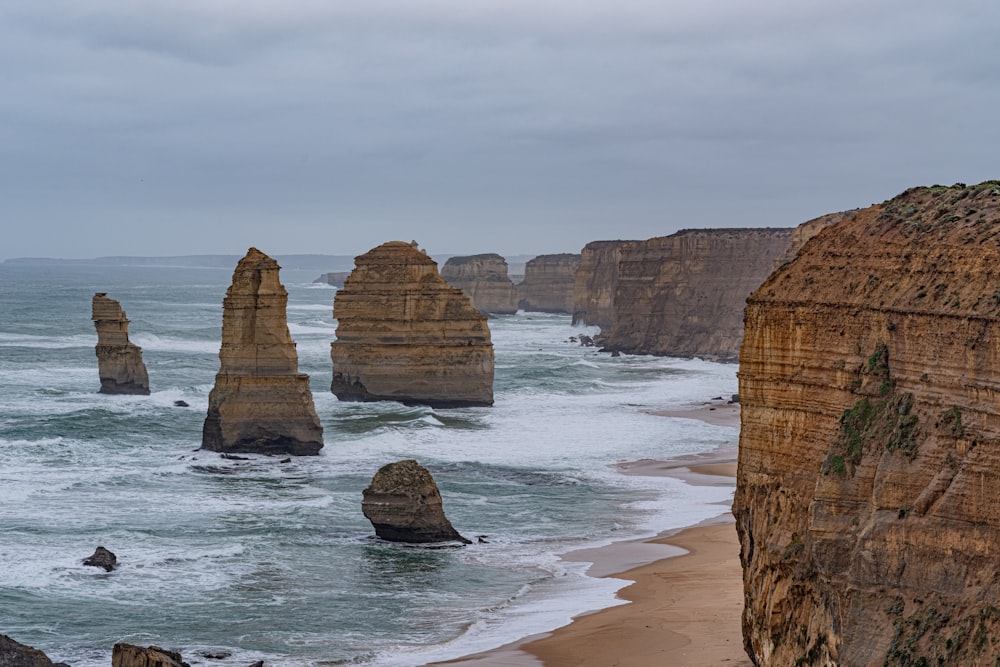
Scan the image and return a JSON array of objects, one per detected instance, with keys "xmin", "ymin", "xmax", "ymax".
[
  {"xmin": 331, "ymin": 241, "xmax": 494, "ymax": 408},
  {"xmin": 0, "ymin": 635, "xmax": 59, "ymax": 667},
  {"xmin": 92, "ymin": 293, "xmax": 150, "ymax": 395},
  {"xmin": 440, "ymin": 254, "xmax": 519, "ymax": 315},
  {"xmin": 362, "ymin": 460, "xmax": 471, "ymax": 544},
  {"xmin": 82, "ymin": 545, "xmax": 117, "ymax": 572},
  {"xmin": 202, "ymin": 248, "xmax": 324, "ymax": 456},
  {"xmin": 518, "ymin": 253, "xmax": 581, "ymax": 313},
  {"xmin": 111, "ymin": 643, "xmax": 188, "ymax": 667}
]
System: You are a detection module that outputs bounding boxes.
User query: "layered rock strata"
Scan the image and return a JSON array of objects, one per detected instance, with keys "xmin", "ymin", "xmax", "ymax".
[
  {"xmin": 331, "ymin": 241, "xmax": 494, "ymax": 408},
  {"xmin": 440, "ymin": 254, "xmax": 519, "ymax": 315},
  {"xmin": 202, "ymin": 248, "xmax": 324, "ymax": 456},
  {"xmin": 362, "ymin": 459, "xmax": 470, "ymax": 544},
  {"xmin": 770, "ymin": 209, "xmax": 859, "ymax": 270},
  {"xmin": 603, "ymin": 229, "xmax": 792, "ymax": 361},
  {"xmin": 735, "ymin": 182, "xmax": 1000, "ymax": 666},
  {"xmin": 572, "ymin": 240, "xmax": 635, "ymax": 328},
  {"xmin": 92, "ymin": 293, "xmax": 150, "ymax": 395},
  {"xmin": 518, "ymin": 253, "xmax": 581, "ymax": 313}
]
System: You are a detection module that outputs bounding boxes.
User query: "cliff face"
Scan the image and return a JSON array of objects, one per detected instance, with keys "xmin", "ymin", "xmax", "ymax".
[
  {"xmin": 735, "ymin": 182, "xmax": 1000, "ymax": 666},
  {"xmin": 331, "ymin": 241, "xmax": 494, "ymax": 408},
  {"xmin": 518, "ymin": 253, "xmax": 581, "ymax": 313},
  {"xmin": 771, "ymin": 210, "xmax": 859, "ymax": 271},
  {"xmin": 604, "ymin": 229, "xmax": 793, "ymax": 361},
  {"xmin": 440, "ymin": 254, "xmax": 519, "ymax": 315},
  {"xmin": 572, "ymin": 240, "xmax": 634, "ymax": 328},
  {"xmin": 91, "ymin": 293, "xmax": 150, "ymax": 395},
  {"xmin": 202, "ymin": 248, "xmax": 324, "ymax": 456}
]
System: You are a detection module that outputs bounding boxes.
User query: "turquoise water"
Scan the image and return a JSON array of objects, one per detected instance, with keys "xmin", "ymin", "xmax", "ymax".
[{"xmin": 0, "ymin": 262, "xmax": 737, "ymax": 666}]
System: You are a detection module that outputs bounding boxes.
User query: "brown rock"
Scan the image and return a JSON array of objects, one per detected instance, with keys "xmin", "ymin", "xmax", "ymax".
[
  {"xmin": 603, "ymin": 228, "xmax": 792, "ymax": 361},
  {"xmin": 313, "ymin": 271, "xmax": 351, "ymax": 287},
  {"xmin": 362, "ymin": 459, "xmax": 470, "ymax": 544},
  {"xmin": 82, "ymin": 545, "xmax": 117, "ymax": 571},
  {"xmin": 0, "ymin": 635, "xmax": 58, "ymax": 667},
  {"xmin": 202, "ymin": 248, "xmax": 324, "ymax": 456},
  {"xmin": 440, "ymin": 254, "xmax": 519, "ymax": 315},
  {"xmin": 112, "ymin": 643, "xmax": 187, "ymax": 667},
  {"xmin": 770, "ymin": 208, "xmax": 859, "ymax": 270},
  {"xmin": 735, "ymin": 181, "xmax": 1000, "ymax": 666},
  {"xmin": 572, "ymin": 240, "xmax": 635, "ymax": 329},
  {"xmin": 92, "ymin": 293, "xmax": 150, "ymax": 395},
  {"xmin": 518, "ymin": 253, "xmax": 581, "ymax": 313},
  {"xmin": 331, "ymin": 241, "xmax": 494, "ymax": 408}
]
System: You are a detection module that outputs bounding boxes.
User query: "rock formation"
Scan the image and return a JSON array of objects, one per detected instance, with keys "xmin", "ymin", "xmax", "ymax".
[
  {"xmin": 602, "ymin": 228, "xmax": 793, "ymax": 361},
  {"xmin": 330, "ymin": 241, "xmax": 494, "ymax": 408},
  {"xmin": 518, "ymin": 253, "xmax": 581, "ymax": 313},
  {"xmin": 362, "ymin": 459, "xmax": 470, "ymax": 544},
  {"xmin": 202, "ymin": 248, "xmax": 324, "ymax": 456},
  {"xmin": 572, "ymin": 240, "xmax": 635, "ymax": 328},
  {"xmin": 440, "ymin": 254, "xmax": 519, "ymax": 315},
  {"xmin": 92, "ymin": 293, "xmax": 150, "ymax": 395},
  {"xmin": 83, "ymin": 545, "xmax": 117, "ymax": 571},
  {"xmin": 735, "ymin": 181, "xmax": 1000, "ymax": 666},
  {"xmin": 313, "ymin": 271, "xmax": 351, "ymax": 287},
  {"xmin": 112, "ymin": 643, "xmax": 187, "ymax": 667},
  {"xmin": 0, "ymin": 635, "xmax": 60, "ymax": 667},
  {"xmin": 770, "ymin": 209, "xmax": 859, "ymax": 270}
]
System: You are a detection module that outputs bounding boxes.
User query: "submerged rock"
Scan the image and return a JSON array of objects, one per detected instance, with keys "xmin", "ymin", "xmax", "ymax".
[
  {"xmin": 331, "ymin": 241, "xmax": 494, "ymax": 408},
  {"xmin": 111, "ymin": 643, "xmax": 188, "ymax": 667},
  {"xmin": 92, "ymin": 293, "xmax": 150, "ymax": 395},
  {"xmin": 202, "ymin": 248, "xmax": 324, "ymax": 456},
  {"xmin": 362, "ymin": 460, "xmax": 470, "ymax": 544},
  {"xmin": 82, "ymin": 545, "xmax": 117, "ymax": 571},
  {"xmin": 0, "ymin": 635, "xmax": 60, "ymax": 667}
]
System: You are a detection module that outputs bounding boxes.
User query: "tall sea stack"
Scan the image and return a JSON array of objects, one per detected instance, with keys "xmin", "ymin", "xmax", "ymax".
[
  {"xmin": 440, "ymin": 253, "xmax": 519, "ymax": 315},
  {"xmin": 202, "ymin": 248, "xmax": 323, "ymax": 456},
  {"xmin": 518, "ymin": 253, "xmax": 581, "ymax": 313},
  {"xmin": 736, "ymin": 182, "xmax": 1000, "ymax": 665},
  {"xmin": 331, "ymin": 241, "xmax": 494, "ymax": 408},
  {"xmin": 91, "ymin": 293, "xmax": 150, "ymax": 395}
]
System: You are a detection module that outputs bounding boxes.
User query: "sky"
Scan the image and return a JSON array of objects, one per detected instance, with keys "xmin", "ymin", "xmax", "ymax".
[{"xmin": 3, "ymin": 0, "xmax": 999, "ymax": 259}]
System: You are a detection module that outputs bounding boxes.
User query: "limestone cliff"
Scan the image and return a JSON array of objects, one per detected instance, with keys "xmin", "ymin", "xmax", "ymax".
[
  {"xmin": 441, "ymin": 253, "xmax": 519, "ymax": 315},
  {"xmin": 91, "ymin": 293, "xmax": 150, "ymax": 395},
  {"xmin": 604, "ymin": 229, "xmax": 793, "ymax": 361},
  {"xmin": 770, "ymin": 209, "xmax": 859, "ymax": 270},
  {"xmin": 735, "ymin": 181, "xmax": 1000, "ymax": 666},
  {"xmin": 518, "ymin": 253, "xmax": 581, "ymax": 313},
  {"xmin": 572, "ymin": 240, "xmax": 635, "ymax": 328},
  {"xmin": 202, "ymin": 248, "xmax": 324, "ymax": 456},
  {"xmin": 331, "ymin": 241, "xmax": 494, "ymax": 408}
]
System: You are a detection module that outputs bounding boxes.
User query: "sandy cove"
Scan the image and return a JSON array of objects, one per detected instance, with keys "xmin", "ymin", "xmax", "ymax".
[{"xmin": 435, "ymin": 402, "xmax": 749, "ymax": 667}]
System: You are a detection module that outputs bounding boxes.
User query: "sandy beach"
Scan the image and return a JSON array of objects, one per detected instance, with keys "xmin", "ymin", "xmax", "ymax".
[{"xmin": 436, "ymin": 402, "xmax": 749, "ymax": 667}]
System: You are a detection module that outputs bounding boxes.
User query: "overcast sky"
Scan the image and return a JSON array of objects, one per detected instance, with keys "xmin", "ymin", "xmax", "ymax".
[{"xmin": 3, "ymin": 1, "xmax": 998, "ymax": 259}]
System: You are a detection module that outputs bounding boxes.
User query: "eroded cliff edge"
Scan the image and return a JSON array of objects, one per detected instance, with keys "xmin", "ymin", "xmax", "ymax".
[{"xmin": 735, "ymin": 182, "xmax": 1000, "ymax": 666}]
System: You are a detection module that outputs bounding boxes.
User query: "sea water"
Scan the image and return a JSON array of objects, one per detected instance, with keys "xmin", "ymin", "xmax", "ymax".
[{"xmin": 0, "ymin": 262, "xmax": 738, "ymax": 666}]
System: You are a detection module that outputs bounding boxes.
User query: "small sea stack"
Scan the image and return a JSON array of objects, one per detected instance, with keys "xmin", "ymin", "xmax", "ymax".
[
  {"xmin": 112, "ymin": 643, "xmax": 186, "ymax": 667},
  {"xmin": 202, "ymin": 248, "xmax": 324, "ymax": 456},
  {"xmin": 331, "ymin": 241, "xmax": 494, "ymax": 408},
  {"xmin": 440, "ymin": 253, "xmax": 519, "ymax": 315},
  {"xmin": 92, "ymin": 293, "xmax": 150, "ymax": 395},
  {"xmin": 362, "ymin": 459, "xmax": 470, "ymax": 544},
  {"xmin": 82, "ymin": 546, "xmax": 117, "ymax": 572}
]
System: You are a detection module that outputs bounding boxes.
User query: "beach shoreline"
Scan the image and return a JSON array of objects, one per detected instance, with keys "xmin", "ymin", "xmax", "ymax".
[{"xmin": 433, "ymin": 402, "xmax": 748, "ymax": 666}]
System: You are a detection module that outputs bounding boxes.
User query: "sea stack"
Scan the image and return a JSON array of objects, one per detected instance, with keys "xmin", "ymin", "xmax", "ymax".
[
  {"xmin": 91, "ymin": 293, "xmax": 150, "ymax": 395},
  {"xmin": 736, "ymin": 182, "xmax": 1000, "ymax": 665},
  {"xmin": 202, "ymin": 248, "xmax": 324, "ymax": 456},
  {"xmin": 331, "ymin": 241, "xmax": 494, "ymax": 408},
  {"xmin": 362, "ymin": 459, "xmax": 470, "ymax": 544},
  {"xmin": 518, "ymin": 253, "xmax": 581, "ymax": 313},
  {"xmin": 440, "ymin": 253, "xmax": 519, "ymax": 315}
]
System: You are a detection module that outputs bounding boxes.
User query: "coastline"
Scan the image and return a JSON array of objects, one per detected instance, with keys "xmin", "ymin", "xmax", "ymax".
[{"xmin": 433, "ymin": 402, "xmax": 747, "ymax": 667}]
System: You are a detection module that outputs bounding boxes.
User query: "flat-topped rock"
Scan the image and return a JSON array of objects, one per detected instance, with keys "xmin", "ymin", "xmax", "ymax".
[
  {"xmin": 202, "ymin": 248, "xmax": 324, "ymax": 456},
  {"xmin": 331, "ymin": 241, "xmax": 494, "ymax": 408},
  {"xmin": 441, "ymin": 254, "xmax": 519, "ymax": 315},
  {"xmin": 518, "ymin": 253, "xmax": 581, "ymax": 313},
  {"xmin": 92, "ymin": 293, "xmax": 150, "ymax": 395},
  {"xmin": 362, "ymin": 459, "xmax": 470, "ymax": 544}
]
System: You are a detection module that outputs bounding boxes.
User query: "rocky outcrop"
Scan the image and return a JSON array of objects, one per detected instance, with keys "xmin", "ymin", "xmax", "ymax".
[
  {"xmin": 83, "ymin": 545, "xmax": 117, "ymax": 571},
  {"xmin": 440, "ymin": 254, "xmax": 519, "ymax": 315},
  {"xmin": 362, "ymin": 459, "xmax": 470, "ymax": 544},
  {"xmin": 313, "ymin": 271, "xmax": 351, "ymax": 287},
  {"xmin": 571, "ymin": 241, "xmax": 635, "ymax": 328},
  {"xmin": 112, "ymin": 643, "xmax": 187, "ymax": 667},
  {"xmin": 603, "ymin": 229, "xmax": 793, "ymax": 361},
  {"xmin": 92, "ymin": 293, "xmax": 150, "ymax": 395},
  {"xmin": 202, "ymin": 248, "xmax": 324, "ymax": 456},
  {"xmin": 0, "ymin": 635, "xmax": 59, "ymax": 667},
  {"xmin": 518, "ymin": 254, "xmax": 581, "ymax": 313},
  {"xmin": 735, "ymin": 182, "xmax": 1000, "ymax": 666},
  {"xmin": 331, "ymin": 241, "xmax": 494, "ymax": 408},
  {"xmin": 770, "ymin": 209, "xmax": 859, "ymax": 270}
]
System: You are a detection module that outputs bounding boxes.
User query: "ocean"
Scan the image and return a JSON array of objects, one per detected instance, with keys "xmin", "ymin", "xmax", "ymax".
[{"xmin": 0, "ymin": 261, "xmax": 738, "ymax": 666}]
